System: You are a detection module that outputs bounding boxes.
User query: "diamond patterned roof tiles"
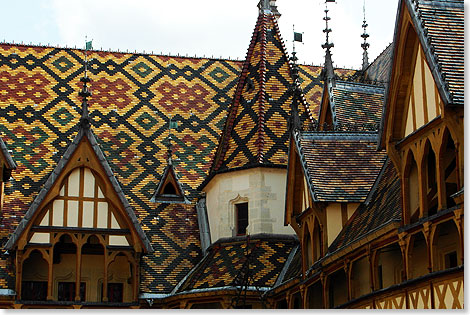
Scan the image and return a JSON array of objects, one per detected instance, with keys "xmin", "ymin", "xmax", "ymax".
[
  {"xmin": 177, "ymin": 234, "xmax": 298, "ymax": 292},
  {"xmin": 210, "ymin": 11, "xmax": 326, "ymax": 174}
]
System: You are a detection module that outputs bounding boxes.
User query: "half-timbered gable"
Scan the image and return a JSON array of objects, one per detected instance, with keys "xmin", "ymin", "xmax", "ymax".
[
  {"xmin": 4, "ymin": 95, "xmax": 153, "ymax": 304},
  {"xmin": 381, "ymin": 0, "xmax": 463, "ymax": 225}
]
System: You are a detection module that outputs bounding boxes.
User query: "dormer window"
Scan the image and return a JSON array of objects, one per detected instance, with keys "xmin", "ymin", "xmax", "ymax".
[
  {"xmin": 163, "ymin": 183, "xmax": 177, "ymax": 195},
  {"xmin": 151, "ymin": 164, "xmax": 189, "ymax": 204},
  {"xmin": 235, "ymin": 203, "xmax": 248, "ymax": 236}
]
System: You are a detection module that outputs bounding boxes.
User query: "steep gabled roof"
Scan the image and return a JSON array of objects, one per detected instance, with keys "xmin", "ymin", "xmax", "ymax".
[
  {"xmin": 363, "ymin": 43, "xmax": 394, "ymax": 83},
  {"xmin": 328, "ymin": 158, "xmax": 402, "ymax": 254},
  {"xmin": 4, "ymin": 117, "xmax": 153, "ymax": 252},
  {"xmin": 295, "ymin": 132, "xmax": 387, "ymax": 203},
  {"xmin": 404, "ymin": 0, "xmax": 464, "ymax": 107},
  {"xmin": 209, "ymin": 8, "xmax": 314, "ymax": 175},
  {"xmin": 379, "ymin": 0, "xmax": 463, "ymax": 149},
  {"xmin": 331, "ymin": 81, "xmax": 385, "ymax": 128}
]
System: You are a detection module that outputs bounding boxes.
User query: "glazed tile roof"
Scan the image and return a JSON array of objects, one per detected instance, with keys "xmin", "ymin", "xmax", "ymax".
[
  {"xmin": 328, "ymin": 158, "xmax": 402, "ymax": 253},
  {"xmin": 405, "ymin": 0, "xmax": 464, "ymax": 106},
  {"xmin": 4, "ymin": 122, "xmax": 154, "ymax": 252},
  {"xmin": 296, "ymin": 132, "xmax": 387, "ymax": 202},
  {"xmin": 210, "ymin": 11, "xmax": 314, "ymax": 173},
  {"xmin": 0, "ymin": 40, "xmax": 355, "ymax": 292},
  {"xmin": 176, "ymin": 234, "xmax": 298, "ymax": 292},
  {"xmin": 332, "ymin": 81, "xmax": 385, "ymax": 128}
]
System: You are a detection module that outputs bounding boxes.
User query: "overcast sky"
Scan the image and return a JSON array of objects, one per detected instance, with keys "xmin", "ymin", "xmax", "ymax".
[{"xmin": 2, "ymin": 0, "xmax": 399, "ymax": 69}]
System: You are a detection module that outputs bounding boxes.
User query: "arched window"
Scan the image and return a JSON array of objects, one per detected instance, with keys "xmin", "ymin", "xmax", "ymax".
[
  {"xmin": 328, "ymin": 269, "xmax": 348, "ymax": 308},
  {"xmin": 423, "ymin": 141, "xmax": 438, "ymax": 216},
  {"xmin": 22, "ymin": 250, "xmax": 48, "ymax": 301},
  {"xmin": 351, "ymin": 256, "xmax": 370, "ymax": 299},
  {"xmin": 408, "ymin": 232, "xmax": 428, "ymax": 279},
  {"xmin": 441, "ymin": 131, "xmax": 458, "ymax": 208},
  {"xmin": 432, "ymin": 220, "xmax": 461, "ymax": 272},
  {"xmin": 405, "ymin": 151, "xmax": 420, "ymax": 224},
  {"xmin": 375, "ymin": 243, "xmax": 403, "ymax": 289},
  {"xmin": 304, "ymin": 228, "xmax": 313, "ymax": 269},
  {"xmin": 235, "ymin": 202, "xmax": 248, "ymax": 236},
  {"xmin": 313, "ymin": 219, "xmax": 322, "ymax": 262}
]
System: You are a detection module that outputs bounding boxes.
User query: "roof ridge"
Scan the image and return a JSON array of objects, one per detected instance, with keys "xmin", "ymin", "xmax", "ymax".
[
  {"xmin": 257, "ymin": 14, "xmax": 269, "ymax": 164},
  {"xmin": 0, "ymin": 42, "xmax": 245, "ymax": 62}
]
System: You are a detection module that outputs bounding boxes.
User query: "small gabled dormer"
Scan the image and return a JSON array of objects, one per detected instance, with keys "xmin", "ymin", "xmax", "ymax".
[
  {"xmin": 4, "ymin": 61, "xmax": 152, "ymax": 304},
  {"xmin": 150, "ymin": 143, "xmax": 189, "ymax": 205}
]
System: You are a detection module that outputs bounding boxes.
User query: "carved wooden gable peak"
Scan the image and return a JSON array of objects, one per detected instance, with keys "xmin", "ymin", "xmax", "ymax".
[{"xmin": 5, "ymin": 131, "xmax": 153, "ymax": 253}]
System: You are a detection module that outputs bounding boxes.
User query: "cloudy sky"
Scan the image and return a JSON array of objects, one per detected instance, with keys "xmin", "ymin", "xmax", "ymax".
[{"xmin": 2, "ymin": 0, "xmax": 399, "ymax": 69}]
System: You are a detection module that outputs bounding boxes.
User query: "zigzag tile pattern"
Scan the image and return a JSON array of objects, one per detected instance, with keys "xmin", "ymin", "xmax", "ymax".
[
  {"xmin": 178, "ymin": 235, "xmax": 298, "ymax": 291},
  {"xmin": 211, "ymin": 13, "xmax": 357, "ymax": 172}
]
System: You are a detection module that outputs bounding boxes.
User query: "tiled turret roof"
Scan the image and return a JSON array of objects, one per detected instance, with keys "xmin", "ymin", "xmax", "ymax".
[{"xmin": 209, "ymin": 8, "xmax": 314, "ymax": 175}]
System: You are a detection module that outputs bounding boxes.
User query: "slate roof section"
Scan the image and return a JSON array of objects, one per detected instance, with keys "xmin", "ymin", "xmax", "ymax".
[
  {"xmin": 328, "ymin": 158, "xmax": 402, "ymax": 254},
  {"xmin": 364, "ymin": 43, "xmax": 393, "ymax": 83},
  {"xmin": 176, "ymin": 234, "xmax": 298, "ymax": 292},
  {"xmin": 332, "ymin": 81, "xmax": 385, "ymax": 127},
  {"xmin": 405, "ymin": 0, "xmax": 464, "ymax": 107},
  {"xmin": 296, "ymin": 132, "xmax": 387, "ymax": 202},
  {"xmin": 209, "ymin": 9, "xmax": 315, "ymax": 174},
  {"xmin": 4, "ymin": 124, "xmax": 153, "ymax": 253}
]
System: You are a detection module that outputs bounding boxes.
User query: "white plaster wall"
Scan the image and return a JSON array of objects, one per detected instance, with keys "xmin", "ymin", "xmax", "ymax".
[
  {"xmin": 326, "ymin": 203, "xmax": 343, "ymax": 246},
  {"xmin": 204, "ymin": 167, "xmax": 294, "ymax": 242}
]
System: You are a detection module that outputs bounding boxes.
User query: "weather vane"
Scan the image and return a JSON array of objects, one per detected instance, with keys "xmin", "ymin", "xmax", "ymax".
[{"xmin": 292, "ymin": 25, "xmax": 304, "ymax": 54}]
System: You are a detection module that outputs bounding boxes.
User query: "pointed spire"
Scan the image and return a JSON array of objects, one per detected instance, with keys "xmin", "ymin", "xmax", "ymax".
[
  {"xmin": 288, "ymin": 49, "xmax": 302, "ymax": 132},
  {"xmin": 78, "ymin": 38, "xmax": 92, "ymax": 129},
  {"xmin": 258, "ymin": 0, "xmax": 281, "ymax": 18},
  {"xmin": 361, "ymin": 0, "xmax": 370, "ymax": 70},
  {"xmin": 321, "ymin": 2, "xmax": 335, "ymax": 83}
]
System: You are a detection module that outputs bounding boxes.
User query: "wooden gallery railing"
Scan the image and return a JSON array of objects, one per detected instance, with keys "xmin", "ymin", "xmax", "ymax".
[{"xmin": 342, "ymin": 266, "xmax": 463, "ymax": 309}]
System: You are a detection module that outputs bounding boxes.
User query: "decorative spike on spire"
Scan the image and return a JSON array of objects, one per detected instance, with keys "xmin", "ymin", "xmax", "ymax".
[
  {"xmin": 321, "ymin": 1, "xmax": 335, "ymax": 83},
  {"xmin": 167, "ymin": 116, "xmax": 179, "ymax": 165},
  {"xmin": 258, "ymin": 0, "xmax": 281, "ymax": 18},
  {"xmin": 361, "ymin": 0, "xmax": 370, "ymax": 70},
  {"xmin": 78, "ymin": 37, "xmax": 92, "ymax": 129},
  {"xmin": 288, "ymin": 48, "xmax": 302, "ymax": 132}
]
